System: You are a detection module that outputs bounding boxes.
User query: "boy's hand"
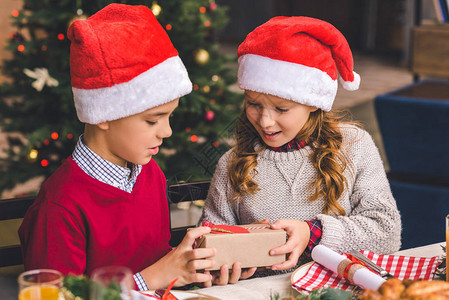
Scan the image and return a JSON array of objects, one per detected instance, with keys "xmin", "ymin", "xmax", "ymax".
[
  {"xmin": 250, "ymin": 218, "xmax": 270, "ymax": 225},
  {"xmin": 202, "ymin": 263, "xmax": 257, "ymax": 287},
  {"xmin": 268, "ymin": 219, "xmax": 310, "ymax": 271},
  {"xmin": 140, "ymin": 226, "xmax": 216, "ymax": 290}
]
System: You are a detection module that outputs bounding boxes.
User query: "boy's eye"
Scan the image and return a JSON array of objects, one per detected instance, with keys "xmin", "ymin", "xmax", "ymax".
[
  {"xmin": 246, "ymin": 101, "xmax": 260, "ymax": 107},
  {"xmin": 146, "ymin": 120, "xmax": 156, "ymax": 125}
]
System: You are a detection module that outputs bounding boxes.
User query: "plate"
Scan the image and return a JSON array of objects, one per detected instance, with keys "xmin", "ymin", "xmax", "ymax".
[
  {"xmin": 137, "ymin": 290, "xmax": 220, "ymax": 300},
  {"xmin": 290, "ymin": 261, "xmax": 314, "ymax": 285}
]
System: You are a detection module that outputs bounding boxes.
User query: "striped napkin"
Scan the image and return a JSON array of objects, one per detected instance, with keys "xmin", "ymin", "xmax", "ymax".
[{"xmin": 292, "ymin": 250, "xmax": 441, "ymax": 293}]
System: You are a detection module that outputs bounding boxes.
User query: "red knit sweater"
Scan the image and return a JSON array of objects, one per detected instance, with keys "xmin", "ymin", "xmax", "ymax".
[{"xmin": 19, "ymin": 157, "xmax": 171, "ymax": 276}]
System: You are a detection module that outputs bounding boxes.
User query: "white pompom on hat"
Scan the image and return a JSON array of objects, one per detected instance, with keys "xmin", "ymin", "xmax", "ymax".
[
  {"xmin": 68, "ymin": 4, "xmax": 192, "ymax": 124},
  {"xmin": 237, "ymin": 16, "xmax": 360, "ymax": 112}
]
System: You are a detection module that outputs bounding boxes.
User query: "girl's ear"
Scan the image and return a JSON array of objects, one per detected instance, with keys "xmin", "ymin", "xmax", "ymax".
[{"xmin": 96, "ymin": 121, "xmax": 110, "ymax": 130}]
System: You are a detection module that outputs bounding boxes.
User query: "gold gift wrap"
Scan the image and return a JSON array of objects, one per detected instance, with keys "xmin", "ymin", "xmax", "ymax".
[{"xmin": 196, "ymin": 224, "xmax": 287, "ymax": 270}]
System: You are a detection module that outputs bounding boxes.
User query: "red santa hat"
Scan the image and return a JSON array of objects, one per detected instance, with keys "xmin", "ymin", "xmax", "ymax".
[
  {"xmin": 68, "ymin": 3, "xmax": 192, "ymax": 124},
  {"xmin": 237, "ymin": 16, "xmax": 360, "ymax": 112}
]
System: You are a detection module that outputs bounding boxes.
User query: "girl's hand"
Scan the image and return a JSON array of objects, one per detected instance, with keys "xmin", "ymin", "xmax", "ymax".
[
  {"xmin": 203, "ymin": 263, "xmax": 257, "ymax": 287},
  {"xmin": 268, "ymin": 219, "xmax": 310, "ymax": 271},
  {"xmin": 140, "ymin": 226, "xmax": 216, "ymax": 290}
]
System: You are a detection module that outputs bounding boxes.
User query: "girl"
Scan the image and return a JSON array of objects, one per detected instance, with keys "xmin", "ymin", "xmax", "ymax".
[{"xmin": 199, "ymin": 16, "xmax": 401, "ymax": 278}]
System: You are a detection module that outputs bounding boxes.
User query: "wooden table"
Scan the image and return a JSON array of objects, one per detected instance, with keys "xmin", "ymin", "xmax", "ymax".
[{"xmin": 193, "ymin": 242, "xmax": 445, "ymax": 300}]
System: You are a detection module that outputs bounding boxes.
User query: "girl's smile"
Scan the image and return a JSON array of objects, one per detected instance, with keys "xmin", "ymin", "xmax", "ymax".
[{"xmin": 261, "ymin": 130, "xmax": 281, "ymax": 140}]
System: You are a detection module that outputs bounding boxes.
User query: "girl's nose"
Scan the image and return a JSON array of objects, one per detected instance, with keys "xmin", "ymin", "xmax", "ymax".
[{"xmin": 258, "ymin": 108, "xmax": 275, "ymax": 128}]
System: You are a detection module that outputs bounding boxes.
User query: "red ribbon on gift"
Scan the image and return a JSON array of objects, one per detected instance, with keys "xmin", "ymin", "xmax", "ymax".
[
  {"xmin": 201, "ymin": 221, "xmax": 269, "ymax": 234},
  {"xmin": 202, "ymin": 221, "xmax": 250, "ymax": 234}
]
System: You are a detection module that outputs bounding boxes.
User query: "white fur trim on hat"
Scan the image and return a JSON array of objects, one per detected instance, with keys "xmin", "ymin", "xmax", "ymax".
[
  {"xmin": 73, "ymin": 56, "xmax": 192, "ymax": 124},
  {"xmin": 338, "ymin": 71, "xmax": 360, "ymax": 91},
  {"xmin": 238, "ymin": 54, "xmax": 337, "ymax": 112}
]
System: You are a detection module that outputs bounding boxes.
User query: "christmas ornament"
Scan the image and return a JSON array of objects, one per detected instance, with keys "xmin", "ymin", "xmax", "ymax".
[
  {"xmin": 12, "ymin": 10, "xmax": 19, "ymax": 17},
  {"xmin": 191, "ymin": 135, "xmax": 198, "ymax": 142},
  {"xmin": 204, "ymin": 20, "xmax": 211, "ymax": 27},
  {"xmin": 10, "ymin": 32, "xmax": 24, "ymax": 42},
  {"xmin": 51, "ymin": 132, "xmax": 59, "ymax": 140},
  {"xmin": 193, "ymin": 84, "xmax": 199, "ymax": 90},
  {"xmin": 205, "ymin": 110, "xmax": 215, "ymax": 121},
  {"xmin": 195, "ymin": 49, "xmax": 209, "ymax": 65},
  {"xmin": 202, "ymin": 85, "xmax": 210, "ymax": 93},
  {"xmin": 151, "ymin": 2, "xmax": 162, "ymax": 16},
  {"xmin": 211, "ymin": 75, "xmax": 220, "ymax": 82},
  {"xmin": 41, "ymin": 159, "xmax": 49, "ymax": 167},
  {"xmin": 17, "ymin": 45, "xmax": 25, "ymax": 52},
  {"xmin": 199, "ymin": 6, "xmax": 206, "ymax": 14},
  {"xmin": 209, "ymin": 2, "xmax": 217, "ymax": 11},
  {"xmin": 68, "ymin": 1, "xmax": 88, "ymax": 28},
  {"xmin": 23, "ymin": 68, "xmax": 59, "ymax": 92},
  {"xmin": 28, "ymin": 149, "xmax": 38, "ymax": 161}
]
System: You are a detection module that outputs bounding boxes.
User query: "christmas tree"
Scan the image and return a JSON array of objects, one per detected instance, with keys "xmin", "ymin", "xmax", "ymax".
[{"xmin": 0, "ymin": 0, "xmax": 241, "ymax": 195}]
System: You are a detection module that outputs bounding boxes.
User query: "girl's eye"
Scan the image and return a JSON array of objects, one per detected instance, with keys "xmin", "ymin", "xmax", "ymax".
[
  {"xmin": 146, "ymin": 121, "xmax": 156, "ymax": 125},
  {"xmin": 276, "ymin": 107, "xmax": 288, "ymax": 113}
]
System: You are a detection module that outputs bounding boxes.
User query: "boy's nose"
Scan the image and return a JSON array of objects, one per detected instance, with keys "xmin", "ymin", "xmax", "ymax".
[
  {"xmin": 258, "ymin": 109, "xmax": 275, "ymax": 128},
  {"xmin": 158, "ymin": 120, "xmax": 173, "ymax": 139}
]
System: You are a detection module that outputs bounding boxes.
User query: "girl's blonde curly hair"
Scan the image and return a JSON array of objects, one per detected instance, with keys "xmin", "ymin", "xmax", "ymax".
[{"xmin": 228, "ymin": 109, "xmax": 354, "ymax": 216}]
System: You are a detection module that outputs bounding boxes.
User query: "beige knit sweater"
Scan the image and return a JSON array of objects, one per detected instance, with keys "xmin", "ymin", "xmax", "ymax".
[{"xmin": 199, "ymin": 125, "xmax": 401, "ymax": 258}]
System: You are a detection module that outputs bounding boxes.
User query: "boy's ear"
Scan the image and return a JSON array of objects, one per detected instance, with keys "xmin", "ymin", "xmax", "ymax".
[{"xmin": 96, "ymin": 121, "xmax": 110, "ymax": 131}]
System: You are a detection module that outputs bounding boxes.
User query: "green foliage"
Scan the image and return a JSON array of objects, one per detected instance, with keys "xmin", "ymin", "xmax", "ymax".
[
  {"xmin": 0, "ymin": 0, "xmax": 241, "ymax": 193},
  {"xmin": 63, "ymin": 275, "xmax": 91, "ymax": 300},
  {"xmin": 62, "ymin": 274, "xmax": 122, "ymax": 300},
  {"xmin": 271, "ymin": 287, "xmax": 356, "ymax": 300}
]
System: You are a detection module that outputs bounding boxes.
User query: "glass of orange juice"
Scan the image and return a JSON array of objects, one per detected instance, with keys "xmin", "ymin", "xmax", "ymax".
[
  {"xmin": 18, "ymin": 269, "xmax": 62, "ymax": 300},
  {"xmin": 446, "ymin": 214, "xmax": 449, "ymax": 281},
  {"xmin": 90, "ymin": 266, "xmax": 134, "ymax": 300}
]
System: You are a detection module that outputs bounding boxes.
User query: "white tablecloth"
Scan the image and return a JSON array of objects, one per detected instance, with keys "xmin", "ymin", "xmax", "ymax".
[{"xmin": 193, "ymin": 242, "xmax": 445, "ymax": 300}]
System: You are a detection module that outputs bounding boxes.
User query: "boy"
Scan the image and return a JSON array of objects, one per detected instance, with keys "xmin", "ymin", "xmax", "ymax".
[{"xmin": 19, "ymin": 4, "xmax": 216, "ymax": 290}]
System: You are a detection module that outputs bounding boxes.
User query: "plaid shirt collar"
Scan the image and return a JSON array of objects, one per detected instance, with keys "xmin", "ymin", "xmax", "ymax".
[
  {"xmin": 267, "ymin": 139, "xmax": 307, "ymax": 152},
  {"xmin": 72, "ymin": 135, "xmax": 142, "ymax": 193}
]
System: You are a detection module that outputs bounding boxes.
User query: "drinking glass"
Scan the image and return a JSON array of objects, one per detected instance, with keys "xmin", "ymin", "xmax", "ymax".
[
  {"xmin": 18, "ymin": 269, "xmax": 63, "ymax": 300},
  {"xmin": 90, "ymin": 266, "xmax": 134, "ymax": 300},
  {"xmin": 446, "ymin": 214, "xmax": 449, "ymax": 281}
]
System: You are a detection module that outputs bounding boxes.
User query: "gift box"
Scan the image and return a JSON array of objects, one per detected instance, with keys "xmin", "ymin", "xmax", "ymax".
[{"xmin": 196, "ymin": 224, "xmax": 286, "ymax": 270}]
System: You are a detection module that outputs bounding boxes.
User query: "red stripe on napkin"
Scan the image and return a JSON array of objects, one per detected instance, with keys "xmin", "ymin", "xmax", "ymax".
[{"xmin": 292, "ymin": 250, "xmax": 441, "ymax": 294}]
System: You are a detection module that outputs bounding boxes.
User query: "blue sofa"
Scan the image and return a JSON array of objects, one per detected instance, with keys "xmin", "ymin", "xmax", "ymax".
[{"xmin": 375, "ymin": 80, "xmax": 449, "ymax": 249}]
